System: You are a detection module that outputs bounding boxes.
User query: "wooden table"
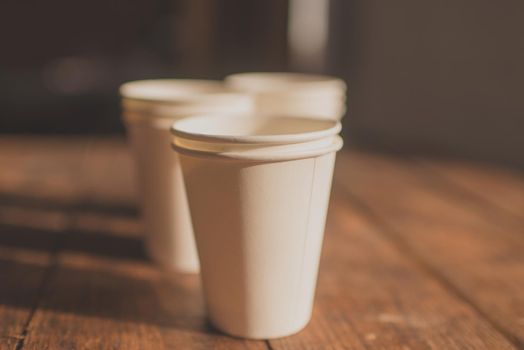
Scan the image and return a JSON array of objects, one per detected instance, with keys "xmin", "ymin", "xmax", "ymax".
[{"xmin": 1, "ymin": 136, "xmax": 523, "ymax": 350}]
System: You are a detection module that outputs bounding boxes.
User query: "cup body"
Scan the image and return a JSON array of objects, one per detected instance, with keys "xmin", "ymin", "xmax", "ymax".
[
  {"xmin": 121, "ymin": 79, "xmax": 252, "ymax": 273},
  {"xmin": 225, "ymin": 72, "xmax": 347, "ymax": 120},
  {"xmin": 125, "ymin": 119, "xmax": 199, "ymax": 272},
  {"xmin": 172, "ymin": 115, "xmax": 342, "ymax": 337}
]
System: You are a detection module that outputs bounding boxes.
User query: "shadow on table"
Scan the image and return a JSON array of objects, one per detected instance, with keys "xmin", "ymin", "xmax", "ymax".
[
  {"xmin": 0, "ymin": 255, "xmax": 223, "ymax": 336},
  {"xmin": 0, "ymin": 223, "xmax": 147, "ymax": 262},
  {"xmin": 0, "ymin": 187, "xmax": 242, "ymax": 339},
  {"xmin": 0, "ymin": 193, "xmax": 228, "ymax": 336},
  {"xmin": 0, "ymin": 189, "xmax": 146, "ymax": 261},
  {"xmin": 0, "ymin": 192, "xmax": 138, "ymax": 217}
]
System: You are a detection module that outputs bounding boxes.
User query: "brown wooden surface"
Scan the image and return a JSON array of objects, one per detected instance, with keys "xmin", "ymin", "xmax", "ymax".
[
  {"xmin": 417, "ymin": 158, "xmax": 524, "ymax": 222},
  {"xmin": 336, "ymin": 152, "xmax": 524, "ymax": 348},
  {"xmin": 0, "ymin": 136, "xmax": 523, "ymax": 349}
]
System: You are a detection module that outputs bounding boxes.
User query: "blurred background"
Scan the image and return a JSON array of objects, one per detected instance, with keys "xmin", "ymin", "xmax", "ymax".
[{"xmin": 1, "ymin": 0, "xmax": 523, "ymax": 168}]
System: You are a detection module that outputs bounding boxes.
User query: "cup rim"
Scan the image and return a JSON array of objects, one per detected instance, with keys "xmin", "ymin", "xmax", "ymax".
[
  {"xmin": 225, "ymin": 72, "xmax": 346, "ymax": 92},
  {"xmin": 170, "ymin": 115, "xmax": 342, "ymax": 145},
  {"xmin": 172, "ymin": 135, "xmax": 343, "ymax": 162},
  {"xmin": 119, "ymin": 79, "xmax": 236, "ymax": 104}
]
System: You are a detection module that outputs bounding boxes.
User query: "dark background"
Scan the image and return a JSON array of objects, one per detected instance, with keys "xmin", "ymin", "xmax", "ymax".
[{"xmin": 1, "ymin": 0, "xmax": 522, "ymax": 168}]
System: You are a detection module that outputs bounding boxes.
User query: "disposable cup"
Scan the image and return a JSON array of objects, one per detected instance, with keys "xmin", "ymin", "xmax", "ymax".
[
  {"xmin": 171, "ymin": 115, "xmax": 343, "ymax": 338},
  {"xmin": 120, "ymin": 79, "xmax": 253, "ymax": 273},
  {"xmin": 225, "ymin": 73, "xmax": 347, "ymax": 120},
  {"xmin": 225, "ymin": 72, "xmax": 346, "ymax": 94}
]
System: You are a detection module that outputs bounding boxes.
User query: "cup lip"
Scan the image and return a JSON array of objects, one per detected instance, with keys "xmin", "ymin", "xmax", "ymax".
[
  {"xmin": 119, "ymin": 79, "xmax": 238, "ymax": 104},
  {"xmin": 172, "ymin": 135, "xmax": 343, "ymax": 162},
  {"xmin": 225, "ymin": 72, "xmax": 346, "ymax": 92},
  {"xmin": 170, "ymin": 115, "xmax": 342, "ymax": 145}
]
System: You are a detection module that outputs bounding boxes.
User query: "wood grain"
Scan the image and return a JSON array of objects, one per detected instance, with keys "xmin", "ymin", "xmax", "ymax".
[
  {"xmin": 0, "ymin": 335, "xmax": 21, "ymax": 350},
  {"xmin": 0, "ymin": 137, "xmax": 90, "ymax": 205},
  {"xmin": 21, "ymin": 210, "xmax": 266, "ymax": 350},
  {"xmin": 2, "ymin": 137, "xmax": 523, "ymax": 349},
  {"xmin": 0, "ymin": 247, "xmax": 50, "ymax": 341},
  {"xmin": 336, "ymin": 151, "xmax": 524, "ymax": 347},
  {"xmin": 0, "ymin": 221, "xmax": 58, "ymax": 348},
  {"xmin": 80, "ymin": 137, "xmax": 138, "ymax": 208},
  {"xmin": 0, "ymin": 136, "xmax": 137, "ymax": 211},
  {"xmin": 23, "ymin": 254, "xmax": 266, "ymax": 350},
  {"xmin": 269, "ymin": 189, "xmax": 516, "ymax": 349},
  {"xmin": 418, "ymin": 158, "xmax": 524, "ymax": 221}
]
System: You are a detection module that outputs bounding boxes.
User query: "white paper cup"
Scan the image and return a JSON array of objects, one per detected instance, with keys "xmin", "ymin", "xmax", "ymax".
[
  {"xmin": 225, "ymin": 72, "xmax": 346, "ymax": 94},
  {"xmin": 120, "ymin": 79, "xmax": 253, "ymax": 273},
  {"xmin": 225, "ymin": 73, "xmax": 347, "ymax": 120},
  {"xmin": 171, "ymin": 115, "xmax": 343, "ymax": 338}
]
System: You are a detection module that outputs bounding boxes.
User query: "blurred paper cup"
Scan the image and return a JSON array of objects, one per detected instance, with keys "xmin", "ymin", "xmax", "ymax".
[
  {"xmin": 120, "ymin": 79, "xmax": 253, "ymax": 273},
  {"xmin": 225, "ymin": 72, "xmax": 347, "ymax": 120},
  {"xmin": 171, "ymin": 115, "xmax": 343, "ymax": 338}
]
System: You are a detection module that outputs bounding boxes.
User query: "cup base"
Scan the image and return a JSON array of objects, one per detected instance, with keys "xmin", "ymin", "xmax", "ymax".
[
  {"xmin": 209, "ymin": 313, "xmax": 311, "ymax": 340},
  {"xmin": 145, "ymin": 241, "xmax": 200, "ymax": 274}
]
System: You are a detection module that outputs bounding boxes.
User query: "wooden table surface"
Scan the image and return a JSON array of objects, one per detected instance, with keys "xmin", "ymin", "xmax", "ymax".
[{"xmin": 0, "ymin": 136, "xmax": 523, "ymax": 350}]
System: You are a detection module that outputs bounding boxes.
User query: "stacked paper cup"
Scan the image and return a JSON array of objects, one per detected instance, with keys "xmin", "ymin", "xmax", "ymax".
[
  {"xmin": 171, "ymin": 115, "xmax": 343, "ymax": 338},
  {"xmin": 120, "ymin": 79, "xmax": 253, "ymax": 273},
  {"xmin": 225, "ymin": 72, "xmax": 347, "ymax": 120}
]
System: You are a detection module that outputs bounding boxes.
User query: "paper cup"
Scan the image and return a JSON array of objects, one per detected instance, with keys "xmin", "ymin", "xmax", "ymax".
[
  {"xmin": 121, "ymin": 79, "xmax": 253, "ymax": 273},
  {"xmin": 225, "ymin": 72, "xmax": 346, "ymax": 94},
  {"xmin": 171, "ymin": 115, "xmax": 343, "ymax": 338},
  {"xmin": 225, "ymin": 73, "xmax": 347, "ymax": 120}
]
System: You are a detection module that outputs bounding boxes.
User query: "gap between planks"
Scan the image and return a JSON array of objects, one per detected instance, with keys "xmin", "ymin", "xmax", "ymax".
[
  {"xmin": 335, "ymin": 185, "xmax": 524, "ymax": 350},
  {"xmin": 9, "ymin": 137, "xmax": 272, "ymax": 350},
  {"xmin": 13, "ymin": 138, "xmax": 96, "ymax": 350},
  {"xmin": 9, "ymin": 138, "xmax": 521, "ymax": 349},
  {"xmin": 13, "ymin": 215, "xmax": 74, "ymax": 350}
]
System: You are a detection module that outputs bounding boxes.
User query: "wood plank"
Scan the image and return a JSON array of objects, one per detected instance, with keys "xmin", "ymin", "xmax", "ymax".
[
  {"xmin": 80, "ymin": 137, "xmax": 138, "ymax": 209},
  {"xmin": 418, "ymin": 158, "xmax": 524, "ymax": 221},
  {"xmin": 0, "ymin": 335, "xmax": 21, "ymax": 349},
  {"xmin": 4, "ymin": 137, "xmax": 520, "ymax": 348},
  {"xmin": 335, "ymin": 150, "xmax": 524, "ymax": 347},
  {"xmin": 0, "ymin": 136, "xmax": 136, "ymax": 212},
  {"xmin": 0, "ymin": 246, "xmax": 50, "ymax": 341},
  {"xmin": 22, "ymin": 212, "xmax": 266, "ymax": 350},
  {"xmin": 269, "ymin": 188, "xmax": 516, "ymax": 349},
  {"xmin": 0, "ymin": 186, "xmax": 69, "ymax": 345},
  {"xmin": 0, "ymin": 136, "xmax": 90, "ymax": 205},
  {"xmin": 64, "ymin": 211, "xmax": 145, "ymax": 261}
]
